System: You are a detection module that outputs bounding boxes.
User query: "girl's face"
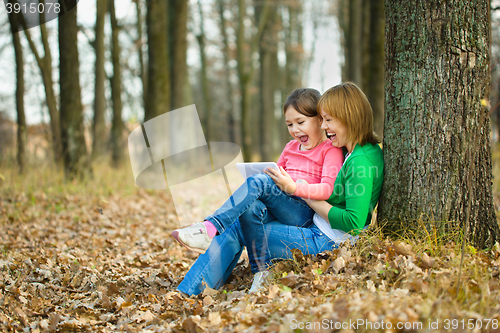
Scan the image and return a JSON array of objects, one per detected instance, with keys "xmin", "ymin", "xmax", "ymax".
[
  {"xmin": 320, "ymin": 109, "xmax": 353, "ymax": 152},
  {"xmin": 285, "ymin": 106, "xmax": 325, "ymax": 150}
]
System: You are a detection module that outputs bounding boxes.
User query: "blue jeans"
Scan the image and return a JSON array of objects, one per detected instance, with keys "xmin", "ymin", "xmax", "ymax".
[
  {"xmin": 177, "ymin": 219, "xmax": 340, "ymax": 296},
  {"xmin": 205, "ymin": 173, "xmax": 314, "ymax": 271}
]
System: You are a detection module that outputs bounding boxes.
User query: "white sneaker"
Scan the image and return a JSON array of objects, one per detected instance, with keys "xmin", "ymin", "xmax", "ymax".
[
  {"xmin": 248, "ymin": 270, "xmax": 272, "ymax": 293},
  {"xmin": 171, "ymin": 222, "xmax": 212, "ymax": 254}
]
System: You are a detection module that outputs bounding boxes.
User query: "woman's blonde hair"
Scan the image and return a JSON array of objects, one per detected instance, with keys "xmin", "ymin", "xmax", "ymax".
[{"xmin": 318, "ymin": 82, "xmax": 379, "ymax": 146}]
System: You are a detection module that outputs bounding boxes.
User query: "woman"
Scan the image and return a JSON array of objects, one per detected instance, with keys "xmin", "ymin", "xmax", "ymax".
[{"xmin": 177, "ymin": 82, "xmax": 384, "ymax": 295}]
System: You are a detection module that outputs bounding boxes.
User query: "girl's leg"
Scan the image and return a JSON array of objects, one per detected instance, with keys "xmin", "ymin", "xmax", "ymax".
[
  {"xmin": 207, "ymin": 173, "xmax": 314, "ymax": 234},
  {"xmin": 238, "ymin": 200, "xmax": 277, "ymax": 273},
  {"xmin": 177, "ymin": 219, "xmax": 246, "ymax": 296}
]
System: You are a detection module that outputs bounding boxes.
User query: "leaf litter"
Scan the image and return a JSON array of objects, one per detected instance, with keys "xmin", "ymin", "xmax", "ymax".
[{"xmin": 0, "ymin": 184, "xmax": 500, "ymax": 332}]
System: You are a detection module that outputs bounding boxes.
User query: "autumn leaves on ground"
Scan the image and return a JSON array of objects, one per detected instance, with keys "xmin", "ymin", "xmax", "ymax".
[{"xmin": 1, "ymin": 161, "xmax": 500, "ymax": 333}]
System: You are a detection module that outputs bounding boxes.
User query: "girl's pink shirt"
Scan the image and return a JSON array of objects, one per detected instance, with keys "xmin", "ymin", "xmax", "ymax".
[{"xmin": 276, "ymin": 140, "xmax": 344, "ymax": 200}]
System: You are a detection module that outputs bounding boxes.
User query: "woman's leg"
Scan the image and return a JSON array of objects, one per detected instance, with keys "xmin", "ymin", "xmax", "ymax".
[
  {"xmin": 177, "ymin": 219, "xmax": 246, "ymax": 296},
  {"xmin": 244, "ymin": 221, "xmax": 341, "ymax": 272},
  {"xmin": 206, "ymin": 173, "xmax": 314, "ymax": 233}
]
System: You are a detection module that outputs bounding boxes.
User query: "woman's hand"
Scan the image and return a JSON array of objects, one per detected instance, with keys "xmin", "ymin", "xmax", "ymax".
[{"xmin": 264, "ymin": 166, "xmax": 297, "ymax": 194}]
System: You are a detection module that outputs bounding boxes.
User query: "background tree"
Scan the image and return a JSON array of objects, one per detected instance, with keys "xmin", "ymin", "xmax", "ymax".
[
  {"xmin": 236, "ymin": 0, "xmax": 270, "ymax": 161},
  {"xmin": 9, "ymin": 6, "xmax": 26, "ymax": 173},
  {"xmin": 378, "ymin": 0, "xmax": 500, "ymax": 248},
  {"xmin": 168, "ymin": 0, "xmax": 192, "ymax": 110},
  {"xmin": 110, "ymin": 0, "xmax": 124, "ymax": 167},
  {"xmin": 258, "ymin": 2, "xmax": 279, "ymax": 161},
  {"xmin": 144, "ymin": 0, "xmax": 170, "ymax": 121},
  {"xmin": 59, "ymin": 1, "xmax": 89, "ymax": 177},
  {"xmin": 196, "ymin": 0, "xmax": 212, "ymax": 142},
  {"xmin": 92, "ymin": 0, "xmax": 108, "ymax": 160},
  {"xmin": 21, "ymin": 1, "xmax": 63, "ymax": 165}
]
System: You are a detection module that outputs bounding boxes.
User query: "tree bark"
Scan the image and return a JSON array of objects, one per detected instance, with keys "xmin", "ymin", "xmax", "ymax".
[
  {"xmin": 92, "ymin": 0, "xmax": 109, "ymax": 160},
  {"xmin": 59, "ymin": 1, "xmax": 89, "ymax": 178},
  {"xmin": 168, "ymin": 0, "xmax": 192, "ymax": 110},
  {"xmin": 379, "ymin": 0, "xmax": 500, "ymax": 248},
  {"xmin": 144, "ymin": 0, "xmax": 170, "ymax": 122},
  {"xmin": 109, "ymin": 0, "xmax": 124, "ymax": 167},
  {"xmin": 10, "ymin": 11, "xmax": 26, "ymax": 173}
]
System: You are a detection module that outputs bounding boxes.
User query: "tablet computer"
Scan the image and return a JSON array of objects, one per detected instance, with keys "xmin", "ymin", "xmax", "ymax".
[{"xmin": 235, "ymin": 162, "xmax": 280, "ymax": 179}]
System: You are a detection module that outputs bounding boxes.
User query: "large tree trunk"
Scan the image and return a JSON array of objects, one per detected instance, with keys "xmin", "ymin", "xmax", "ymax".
[
  {"xmin": 22, "ymin": 3, "xmax": 63, "ymax": 166},
  {"xmin": 110, "ymin": 0, "xmax": 124, "ymax": 167},
  {"xmin": 379, "ymin": 0, "xmax": 500, "ymax": 248},
  {"xmin": 92, "ymin": 0, "xmax": 109, "ymax": 160},
  {"xmin": 144, "ymin": 0, "xmax": 170, "ymax": 122},
  {"xmin": 168, "ymin": 0, "xmax": 192, "ymax": 110},
  {"xmin": 10, "ymin": 12, "xmax": 26, "ymax": 173},
  {"xmin": 59, "ymin": 2, "xmax": 89, "ymax": 178},
  {"xmin": 217, "ymin": 0, "xmax": 237, "ymax": 144}
]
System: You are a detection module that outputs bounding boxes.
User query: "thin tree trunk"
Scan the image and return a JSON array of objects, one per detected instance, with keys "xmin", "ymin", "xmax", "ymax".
[
  {"xmin": 217, "ymin": 0, "xmax": 237, "ymax": 144},
  {"xmin": 59, "ymin": 1, "xmax": 89, "ymax": 178},
  {"xmin": 365, "ymin": 0, "xmax": 385, "ymax": 137},
  {"xmin": 282, "ymin": 2, "xmax": 304, "ymax": 147},
  {"xmin": 21, "ymin": 2, "xmax": 63, "ymax": 166},
  {"xmin": 258, "ymin": 4, "xmax": 278, "ymax": 161},
  {"xmin": 347, "ymin": 0, "xmax": 362, "ymax": 85},
  {"xmin": 196, "ymin": 0, "xmax": 212, "ymax": 142},
  {"xmin": 236, "ymin": 0, "xmax": 270, "ymax": 161},
  {"xmin": 379, "ymin": 0, "xmax": 500, "ymax": 248},
  {"xmin": 168, "ymin": 0, "xmax": 192, "ymax": 110},
  {"xmin": 109, "ymin": 0, "xmax": 124, "ymax": 167},
  {"xmin": 136, "ymin": 0, "xmax": 147, "ymax": 112},
  {"xmin": 92, "ymin": 0, "xmax": 109, "ymax": 160},
  {"xmin": 11, "ymin": 13, "xmax": 26, "ymax": 172},
  {"xmin": 145, "ymin": 0, "xmax": 170, "ymax": 122}
]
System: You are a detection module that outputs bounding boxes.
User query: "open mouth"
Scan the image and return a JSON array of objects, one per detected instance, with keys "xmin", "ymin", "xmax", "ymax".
[
  {"xmin": 299, "ymin": 135, "xmax": 309, "ymax": 144},
  {"xmin": 327, "ymin": 132, "xmax": 336, "ymax": 139}
]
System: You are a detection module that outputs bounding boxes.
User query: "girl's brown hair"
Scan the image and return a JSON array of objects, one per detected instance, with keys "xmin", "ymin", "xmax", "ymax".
[
  {"xmin": 318, "ymin": 82, "xmax": 379, "ymax": 146},
  {"xmin": 283, "ymin": 88, "xmax": 321, "ymax": 117}
]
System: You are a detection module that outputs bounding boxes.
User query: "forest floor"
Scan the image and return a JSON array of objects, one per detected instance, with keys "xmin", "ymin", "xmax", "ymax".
[{"xmin": 0, "ymin": 156, "xmax": 500, "ymax": 333}]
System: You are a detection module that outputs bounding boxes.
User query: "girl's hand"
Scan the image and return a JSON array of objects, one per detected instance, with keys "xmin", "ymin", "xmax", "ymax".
[{"xmin": 264, "ymin": 166, "xmax": 296, "ymax": 194}]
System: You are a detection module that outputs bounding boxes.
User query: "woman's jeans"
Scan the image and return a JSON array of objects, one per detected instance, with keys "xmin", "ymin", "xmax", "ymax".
[
  {"xmin": 204, "ymin": 173, "xmax": 314, "ymax": 272},
  {"xmin": 177, "ymin": 220, "xmax": 341, "ymax": 296}
]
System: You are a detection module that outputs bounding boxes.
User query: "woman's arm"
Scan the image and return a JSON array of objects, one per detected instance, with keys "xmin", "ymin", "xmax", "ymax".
[{"xmin": 302, "ymin": 198, "xmax": 332, "ymax": 222}]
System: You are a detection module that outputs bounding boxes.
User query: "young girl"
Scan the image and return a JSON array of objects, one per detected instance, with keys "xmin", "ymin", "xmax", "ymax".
[{"xmin": 171, "ymin": 88, "xmax": 344, "ymax": 257}]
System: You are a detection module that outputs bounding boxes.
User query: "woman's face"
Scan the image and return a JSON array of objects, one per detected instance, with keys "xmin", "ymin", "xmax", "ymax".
[
  {"xmin": 285, "ymin": 106, "xmax": 324, "ymax": 150},
  {"xmin": 320, "ymin": 109, "xmax": 353, "ymax": 152}
]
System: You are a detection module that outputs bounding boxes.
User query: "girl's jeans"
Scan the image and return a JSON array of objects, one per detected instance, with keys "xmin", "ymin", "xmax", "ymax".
[
  {"xmin": 177, "ymin": 219, "xmax": 341, "ymax": 296},
  {"xmin": 204, "ymin": 173, "xmax": 314, "ymax": 272}
]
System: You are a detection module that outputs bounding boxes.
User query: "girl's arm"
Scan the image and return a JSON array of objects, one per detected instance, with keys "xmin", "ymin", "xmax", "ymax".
[{"xmin": 293, "ymin": 147, "xmax": 344, "ymax": 200}]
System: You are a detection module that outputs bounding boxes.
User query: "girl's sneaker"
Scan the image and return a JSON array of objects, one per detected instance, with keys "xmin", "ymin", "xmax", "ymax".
[
  {"xmin": 248, "ymin": 270, "xmax": 272, "ymax": 293},
  {"xmin": 171, "ymin": 223, "xmax": 212, "ymax": 254}
]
